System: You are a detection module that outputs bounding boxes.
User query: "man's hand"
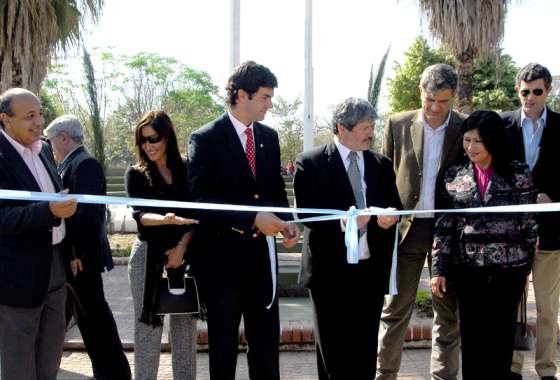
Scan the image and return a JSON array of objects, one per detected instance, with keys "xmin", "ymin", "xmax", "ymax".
[
  {"xmin": 377, "ymin": 208, "xmax": 398, "ymax": 230},
  {"xmin": 431, "ymin": 276, "xmax": 447, "ymax": 298},
  {"xmin": 537, "ymin": 192, "xmax": 552, "ymax": 203},
  {"xmin": 70, "ymin": 258, "xmax": 83, "ymax": 277},
  {"xmin": 356, "ymin": 214, "xmax": 371, "ymax": 230},
  {"xmin": 162, "ymin": 213, "xmax": 199, "ymax": 226},
  {"xmin": 254, "ymin": 212, "xmax": 288, "ymax": 236},
  {"xmin": 165, "ymin": 243, "xmax": 185, "ymax": 269},
  {"xmin": 49, "ymin": 189, "xmax": 77, "ymax": 219},
  {"xmin": 281, "ymin": 223, "xmax": 300, "ymax": 248}
]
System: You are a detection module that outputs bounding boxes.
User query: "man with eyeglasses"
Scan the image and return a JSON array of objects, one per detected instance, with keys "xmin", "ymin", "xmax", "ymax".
[{"xmin": 504, "ymin": 63, "xmax": 560, "ymax": 380}]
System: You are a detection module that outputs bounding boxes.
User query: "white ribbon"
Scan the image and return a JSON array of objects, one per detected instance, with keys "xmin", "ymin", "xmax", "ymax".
[{"xmin": 2, "ymin": 189, "xmax": 559, "ymax": 299}]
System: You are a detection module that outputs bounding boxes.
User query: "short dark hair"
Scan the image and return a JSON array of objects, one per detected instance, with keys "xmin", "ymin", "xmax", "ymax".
[
  {"xmin": 461, "ymin": 110, "xmax": 514, "ymax": 181},
  {"xmin": 332, "ymin": 97, "xmax": 377, "ymax": 134},
  {"xmin": 516, "ymin": 63, "xmax": 552, "ymax": 89},
  {"xmin": 225, "ymin": 61, "xmax": 278, "ymax": 106}
]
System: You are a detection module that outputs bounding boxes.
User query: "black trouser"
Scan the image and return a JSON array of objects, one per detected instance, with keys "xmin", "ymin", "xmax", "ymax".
[
  {"xmin": 456, "ymin": 265, "xmax": 528, "ymax": 380},
  {"xmin": 204, "ymin": 242, "xmax": 280, "ymax": 380},
  {"xmin": 310, "ymin": 259, "xmax": 385, "ymax": 380},
  {"xmin": 70, "ymin": 269, "xmax": 131, "ymax": 380}
]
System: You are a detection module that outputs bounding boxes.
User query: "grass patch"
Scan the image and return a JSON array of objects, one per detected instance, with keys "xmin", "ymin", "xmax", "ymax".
[{"xmin": 109, "ymin": 233, "xmax": 135, "ymax": 257}]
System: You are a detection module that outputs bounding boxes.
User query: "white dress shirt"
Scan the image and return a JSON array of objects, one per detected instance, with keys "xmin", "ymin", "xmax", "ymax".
[
  {"xmin": 416, "ymin": 112, "xmax": 450, "ymax": 218},
  {"xmin": 1, "ymin": 129, "xmax": 65, "ymax": 244},
  {"xmin": 334, "ymin": 136, "xmax": 370, "ymax": 260},
  {"xmin": 521, "ymin": 107, "xmax": 546, "ymax": 171},
  {"xmin": 228, "ymin": 110, "xmax": 255, "ymax": 151}
]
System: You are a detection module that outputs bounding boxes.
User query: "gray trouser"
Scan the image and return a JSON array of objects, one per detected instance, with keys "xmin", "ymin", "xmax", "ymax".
[
  {"xmin": 0, "ymin": 245, "xmax": 67, "ymax": 380},
  {"xmin": 377, "ymin": 219, "xmax": 461, "ymax": 380},
  {"xmin": 128, "ymin": 239, "xmax": 197, "ymax": 380}
]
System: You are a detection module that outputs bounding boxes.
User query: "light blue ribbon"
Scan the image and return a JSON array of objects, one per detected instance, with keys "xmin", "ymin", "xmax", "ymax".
[{"xmin": 2, "ymin": 189, "xmax": 560, "ymax": 298}]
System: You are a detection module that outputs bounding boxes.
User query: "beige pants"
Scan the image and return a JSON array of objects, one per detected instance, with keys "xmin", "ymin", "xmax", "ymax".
[{"xmin": 512, "ymin": 249, "xmax": 560, "ymax": 377}]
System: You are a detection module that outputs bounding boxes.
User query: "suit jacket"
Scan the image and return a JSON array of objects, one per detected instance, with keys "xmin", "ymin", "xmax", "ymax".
[
  {"xmin": 294, "ymin": 141, "xmax": 402, "ymax": 293},
  {"xmin": 502, "ymin": 107, "xmax": 560, "ymax": 250},
  {"xmin": 187, "ymin": 113, "xmax": 290, "ymax": 293},
  {"xmin": 381, "ymin": 109, "xmax": 465, "ymax": 240},
  {"xmin": 0, "ymin": 132, "xmax": 65, "ymax": 308},
  {"xmin": 59, "ymin": 146, "xmax": 113, "ymax": 273}
]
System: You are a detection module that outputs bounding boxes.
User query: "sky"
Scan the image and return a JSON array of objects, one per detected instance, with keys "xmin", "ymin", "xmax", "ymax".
[{"xmin": 67, "ymin": 0, "xmax": 560, "ymax": 124}]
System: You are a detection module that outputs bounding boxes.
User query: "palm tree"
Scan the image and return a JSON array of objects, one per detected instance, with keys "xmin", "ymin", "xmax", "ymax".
[
  {"xmin": 0, "ymin": 0, "xmax": 103, "ymax": 93},
  {"xmin": 418, "ymin": 0, "xmax": 511, "ymax": 114}
]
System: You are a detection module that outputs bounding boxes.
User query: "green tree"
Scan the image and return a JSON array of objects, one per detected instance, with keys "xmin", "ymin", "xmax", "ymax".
[
  {"xmin": 83, "ymin": 48, "xmax": 105, "ymax": 171},
  {"xmin": 368, "ymin": 45, "xmax": 391, "ymax": 113},
  {"xmin": 418, "ymin": 0, "xmax": 514, "ymax": 113},
  {"xmin": 388, "ymin": 37, "xmax": 519, "ymax": 114},
  {"xmin": 271, "ymin": 96, "xmax": 304, "ymax": 164},
  {"xmin": 39, "ymin": 89, "xmax": 63, "ymax": 126},
  {"xmin": 0, "ymin": 0, "xmax": 103, "ymax": 93}
]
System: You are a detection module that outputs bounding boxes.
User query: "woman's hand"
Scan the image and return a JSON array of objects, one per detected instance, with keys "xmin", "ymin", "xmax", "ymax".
[
  {"xmin": 162, "ymin": 213, "xmax": 199, "ymax": 226},
  {"xmin": 431, "ymin": 276, "xmax": 447, "ymax": 298},
  {"xmin": 164, "ymin": 242, "xmax": 185, "ymax": 269}
]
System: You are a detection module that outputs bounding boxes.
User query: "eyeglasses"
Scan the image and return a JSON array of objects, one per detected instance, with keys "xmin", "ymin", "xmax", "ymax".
[
  {"xmin": 520, "ymin": 88, "xmax": 545, "ymax": 97},
  {"xmin": 140, "ymin": 133, "xmax": 163, "ymax": 144}
]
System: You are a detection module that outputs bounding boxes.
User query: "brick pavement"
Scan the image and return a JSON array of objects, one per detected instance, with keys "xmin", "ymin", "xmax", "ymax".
[{"xmin": 59, "ymin": 348, "xmax": 559, "ymax": 379}]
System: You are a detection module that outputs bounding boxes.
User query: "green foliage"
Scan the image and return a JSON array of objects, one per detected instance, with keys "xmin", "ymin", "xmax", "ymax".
[
  {"xmin": 368, "ymin": 45, "xmax": 391, "ymax": 112},
  {"xmin": 388, "ymin": 36, "xmax": 519, "ymax": 114},
  {"xmin": 43, "ymin": 50, "xmax": 223, "ymax": 165},
  {"xmin": 388, "ymin": 37, "xmax": 452, "ymax": 113},
  {"xmin": 83, "ymin": 48, "xmax": 105, "ymax": 171},
  {"xmin": 415, "ymin": 290, "xmax": 433, "ymax": 317},
  {"xmin": 39, "ymin": 90, "xmax": 63, "ymax": 126},
  {"xmin": 271, "ymin": 96, "xmax": 304, "ymax": 164}
]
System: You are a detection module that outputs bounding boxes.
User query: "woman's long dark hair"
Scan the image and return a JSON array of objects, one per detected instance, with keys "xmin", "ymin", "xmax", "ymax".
[
  {"xmin": 133, "ymin": 110, "xmax": 187, "ymax": 187},
  {"xmin": 460, "ymin": 109, "xmax": 514, "ymax": 182}
]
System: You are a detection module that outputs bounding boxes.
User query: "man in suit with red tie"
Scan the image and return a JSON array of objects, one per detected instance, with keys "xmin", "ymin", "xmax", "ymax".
[{"xmin": 187, "ymin": 61, "xmax": 300, "ymax": 380}]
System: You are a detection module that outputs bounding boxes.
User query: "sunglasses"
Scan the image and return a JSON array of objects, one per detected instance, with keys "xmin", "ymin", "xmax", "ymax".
[
  {"xmin": 140, "ymin": 133, "xmax": 163, "ymax": 144},
  {"xmin": 520, "ymin": 88, "xmax": 545, "ymax": 97}
]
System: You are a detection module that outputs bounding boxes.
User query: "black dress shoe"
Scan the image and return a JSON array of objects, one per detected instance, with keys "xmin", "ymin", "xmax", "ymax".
[
  {"xmin": 541, "ymin": 377, "xmax": 558, "ymax": 380},
  {"xmin": 510, "ymin": 372, "xmax": 522, "ymax": 380}
]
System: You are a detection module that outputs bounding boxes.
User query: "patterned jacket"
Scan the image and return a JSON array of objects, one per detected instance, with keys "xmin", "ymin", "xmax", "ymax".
[{"xmin": 432, "ymin": 160, "xmax": 538, "ymax": 277}]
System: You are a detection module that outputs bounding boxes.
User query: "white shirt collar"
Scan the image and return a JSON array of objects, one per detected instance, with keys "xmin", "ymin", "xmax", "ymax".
[
  {"xmin": 228, "ymin": 109, "xmax": 254, "ymax": 137},
  {"xmin": 333, "ymin": 135, "xmax": 364, "ymax": 162},
  {"xmin": 1, "ymin": 128, "xmax": 42, "ymax": 156},
  {"xmin": 521, "ymin": 106, "xmax": 547, "ymax": 128},
  {"xmin": 420, "ymin": 110, "xmax": 451, "ymax": 132}
]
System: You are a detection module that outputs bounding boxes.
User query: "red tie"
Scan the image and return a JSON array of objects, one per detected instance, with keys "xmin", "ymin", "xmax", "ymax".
[{"xmin": 245, "ymin": 127, "xmax": 256, "ymax": 177}]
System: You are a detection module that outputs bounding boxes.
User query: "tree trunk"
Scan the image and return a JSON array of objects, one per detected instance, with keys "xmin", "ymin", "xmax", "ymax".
[{"xmin": 455, "ymin": 47, "xmax": 477, "ymax": 115}]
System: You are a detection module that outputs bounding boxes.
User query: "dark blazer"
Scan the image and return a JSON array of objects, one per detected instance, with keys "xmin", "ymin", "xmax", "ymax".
[
  {"xmin": 59, "ymin": 146, "xmax": 113, "ymax": 272},
  {"xmin": 187, "ymin": 113, "xmax": 290, "ymax": 291},
  {"xmin": 294, "ymin": 141, "xmax": 402, "ymax": 293},
  {"xmin": 0, "ymin": 132, "xmax": 64, "ymax": 308},
  {"xmin": 502, "ymin": 107, "xmax": 560, "ymax": 250}
]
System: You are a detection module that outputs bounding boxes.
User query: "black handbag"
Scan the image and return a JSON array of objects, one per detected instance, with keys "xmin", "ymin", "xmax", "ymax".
[
  {"xmin": 513, "ymin": 286, "xmax": 534, "ymax": 351},
  {"xmin": 155, "ymin": 269, "xmax": 200, "ymax": 315}
]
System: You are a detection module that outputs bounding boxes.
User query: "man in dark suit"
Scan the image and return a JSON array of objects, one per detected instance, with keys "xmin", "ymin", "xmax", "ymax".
[
  {"xmin": 294, "ymin": 97, "xmax": 401, "ymax": 379},
  {"xmin": 188, "ymin": 61, "xmax": 300, "ymax": 380},
  {"xmin": 0, "ymin": 88, "xmax": 77, "ymax": 380},
  {"xmin": 45, "ymin": 115, "xmax": 131, "ymax": 380},
  {"xmin": 504, "ymin": 63, "xmax": 560, "ymax": 380}
]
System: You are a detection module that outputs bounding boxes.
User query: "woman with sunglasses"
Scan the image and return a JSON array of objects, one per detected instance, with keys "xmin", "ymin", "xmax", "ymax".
[
  {"xmin": 430, "ymin": 110, "xmax": 538, "ymax": 379},
  {"xmin": 126, "ymin": 110, "xmax": 198, "ymax": 380}
]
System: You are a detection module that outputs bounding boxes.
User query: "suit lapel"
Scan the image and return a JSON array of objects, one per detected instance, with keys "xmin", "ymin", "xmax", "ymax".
[
  {"xmin": 325, "ymin": 141, "xmax": 356, "ymax": 208},
  {"xmin": 363, "ymin": 151, "xmax": 379, "ymax": 204},
  {"xmin": 253, "ymin": 122, "xmax": 266, "ymax": 185},
  {"xmin": 219, "ymin": 114, "xmax": 255, "ymax": 183},
  {"xmin": 439, "ymin": 111, "xmax": 463, "ymax": 171},
  {"xmin": 411, "ymin": 111, "xmax": 424, "ymax": 170},
  {"xmin": 511, "ymin": 109, "xmax": 526, "ymax": 163},
  {"xmin": 40, "ymin": 144, "xmax": 62, "ymax": 192},
  {"xmin": 0, "ymin": 133, "xmax": 41, "ymax": 191}
]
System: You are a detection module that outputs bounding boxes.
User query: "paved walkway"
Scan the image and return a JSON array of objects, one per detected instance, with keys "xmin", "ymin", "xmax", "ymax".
[{"xmin": 59, "ymin": 348, "xmax": 559, "ymax": 379}]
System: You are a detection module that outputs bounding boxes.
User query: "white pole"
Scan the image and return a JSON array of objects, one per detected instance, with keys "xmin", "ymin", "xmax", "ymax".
[
  {"xmin": 303, "ymin": 0, "xmax": 314, "ymax": 151},
  {"xmin": 230, "ymin": 0, "xmax": 240, "ymax": 71}
]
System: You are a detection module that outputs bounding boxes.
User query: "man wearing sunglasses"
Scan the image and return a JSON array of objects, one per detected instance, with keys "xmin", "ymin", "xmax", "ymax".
[{"xmin": 504, "ymin": 63, "xmax": 560, "ymax": 380}]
